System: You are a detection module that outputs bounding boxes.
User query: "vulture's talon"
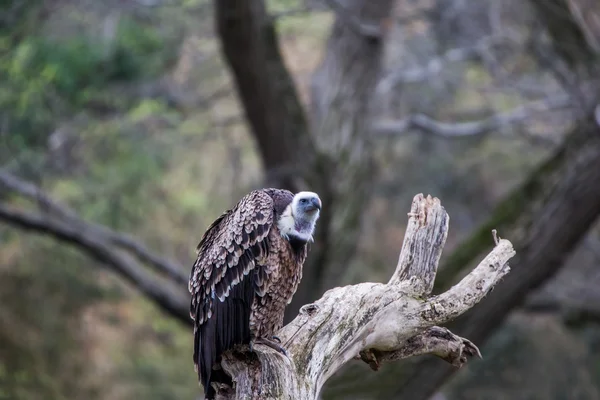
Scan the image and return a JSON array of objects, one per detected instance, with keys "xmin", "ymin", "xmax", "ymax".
[{"xmin": 254, "ymin": 337, "xmax": 288, "ymax": 356}]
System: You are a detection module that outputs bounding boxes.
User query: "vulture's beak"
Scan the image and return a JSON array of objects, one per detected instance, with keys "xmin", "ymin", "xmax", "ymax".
[{"xmin": 306, "ymin": 198, "xmax": 322, "ymax": 212}]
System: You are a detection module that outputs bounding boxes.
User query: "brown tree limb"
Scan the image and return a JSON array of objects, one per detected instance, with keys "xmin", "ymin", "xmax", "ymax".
[
  {"xmin": 0, "ymin": 171, "xmax": 188, "ymax": 286},
  {"xmin": 0, "ymin": 202, "xmax": 191, "ymax": 325}
]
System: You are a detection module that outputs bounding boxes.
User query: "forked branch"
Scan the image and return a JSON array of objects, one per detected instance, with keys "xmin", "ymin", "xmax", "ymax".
[{"xmin": 212, "ymin": 194, "xmax": 516, "ymax": 399}]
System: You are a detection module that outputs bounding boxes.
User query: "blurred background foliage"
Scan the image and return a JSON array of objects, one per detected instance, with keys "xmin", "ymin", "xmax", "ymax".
[{"xmin": 1, "ymin": 0, "xmax": 600, "ymax": 399}]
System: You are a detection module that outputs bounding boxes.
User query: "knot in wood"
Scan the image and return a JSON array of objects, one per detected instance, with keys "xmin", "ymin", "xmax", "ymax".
[
  {"xmin": 421, "ymin": 301, "xmax": 446, "ymax": 321},
  {"xmin": 300, "ymin": 303, "xmax": 319, "ymax": 316}
]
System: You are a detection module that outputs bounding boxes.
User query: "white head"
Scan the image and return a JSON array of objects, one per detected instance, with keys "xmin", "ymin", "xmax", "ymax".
[{"xmin": 277, "ymin": 191, "xmax": 322, "ymax": 243}]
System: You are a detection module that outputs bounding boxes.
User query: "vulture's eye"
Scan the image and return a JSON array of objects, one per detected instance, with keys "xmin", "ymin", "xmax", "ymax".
[{"xmin": 300, "ymin": 199, "xmax": 308, "ymax": 204}]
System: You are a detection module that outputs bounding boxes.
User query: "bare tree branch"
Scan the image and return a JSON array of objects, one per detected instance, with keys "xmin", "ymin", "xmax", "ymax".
[
  {"xmin": 209, "ymin": 194, "xmax": 515, "ymax": 399},
  {"xmin": 377, "ymin": 34, "xmax": 520, "ymax": 91},
  {"xmin": 0, "ymin": 171, "xmax": 189, "ymax": 286},
  {"xmin": 358, "ymin": 326, "xmax": 482, "ymax": 371},
  {"xmin": 327, "ymin": 108, "xmax": 600, "ymax": 400},
  {"xmin": 389, "ymin": 194, "xmax": 448, "ymax": 293},
  {"xmin": 373, "ymin": 95, "xmax": 572, "ymax": 141},
  {"xmin": 0, "ymin": 202, "xmax": 190, "ymax": 325}
]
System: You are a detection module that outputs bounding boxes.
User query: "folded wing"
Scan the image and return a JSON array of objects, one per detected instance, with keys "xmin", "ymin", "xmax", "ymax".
[{"xmin": 188, "ymin": 190, "xmax": 274, "ymax": 396}]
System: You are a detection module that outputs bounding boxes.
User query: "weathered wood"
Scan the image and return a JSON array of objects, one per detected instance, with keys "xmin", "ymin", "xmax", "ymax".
[
  {"xmin": 209, "ymin": 194, "xmax": 515, "ymax": 399},
  {"xmin": 389, "ymin": 194, "xmax": 449, "ymax": 295},
  {"xmin": 350, "ymin": 108, "xmax": 600, "ymax": 400}
]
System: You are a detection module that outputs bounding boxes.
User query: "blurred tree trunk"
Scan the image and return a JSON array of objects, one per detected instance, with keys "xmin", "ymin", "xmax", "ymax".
[
  {"xmin": 213, "ymin": 0, "xmax": 315, "ymax": 192},
  {"xmin": 213, "ymin": 0, "xmax": 395, "ymax": 319},
  {"xmin": 531, "ymin": 0, "xmax": 600, "ymax": 69},
  {"xmin": 288, "ymin": 0, "xmax": 395, "ymax": 319},
  {"xmin": 324, "ymin": 1, "xmax": 600, "ymax": 398}
]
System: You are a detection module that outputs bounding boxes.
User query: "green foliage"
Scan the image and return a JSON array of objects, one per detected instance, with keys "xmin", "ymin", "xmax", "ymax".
[
  {"xmin": 112, "ymin": 301, "xmax": 198, "ymax": 400},
  {"xmin": 0, "ymin": 15, "xmax": 168, "ymax": 163},
  {"xmin": 52, "ymin": 119, "xmax": 171, "ymax": 231},
  {"xmin": 3, "ymin": 16, "xmax": 164, "ymax": 104},
  {"xmin": 0, "ymin": 4, "xmax": 199, "ymax": 399},
  {"xmin": 0, "ymin": 0, "xmax": 44, "ymax": 39},
  {"xmin": 0, "ymin": 235, "xmax": 112, "ymax": 400}
]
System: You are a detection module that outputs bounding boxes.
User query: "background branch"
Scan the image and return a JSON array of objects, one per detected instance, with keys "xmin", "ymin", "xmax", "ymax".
[
  {"xmin": 373, "ymin": 95, "xmax": 571, "ymax": 141},
  {"xmin": 0, "ymin": 202, "xmax": 191, "ymax": 325},
  {"xmin": 0, "ymin": 171, "xmax": 188, "ymax": 285},
  {"xmin": 377, "ymin": 33, "xmax": 520, "ymax": 90}
]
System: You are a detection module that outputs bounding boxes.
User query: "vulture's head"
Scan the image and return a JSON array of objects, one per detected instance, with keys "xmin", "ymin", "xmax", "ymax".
[{"xmin": 278, "ymin": 191, "xmax": 322, "ymax": 243}]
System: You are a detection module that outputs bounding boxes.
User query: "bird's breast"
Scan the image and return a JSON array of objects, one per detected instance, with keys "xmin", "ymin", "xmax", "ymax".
[{"xmin": 249, "ymin": 232, "xmax": 307, "ymax": 336}]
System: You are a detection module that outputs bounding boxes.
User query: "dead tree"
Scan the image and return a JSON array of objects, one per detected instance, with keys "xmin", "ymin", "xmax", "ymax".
[{"xmin": 209, "ymin": 194, "xmax": 515, "ymax": 399}]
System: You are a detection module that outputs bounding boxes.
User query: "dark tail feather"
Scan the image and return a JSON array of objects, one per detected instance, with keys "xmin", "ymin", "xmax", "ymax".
[
  {"xmin": 197, "ymin": 320, "xmax": 217, "ymax": 399},
  {"xmin": 195, "ymin": 276, "xmax": 255, "ymax": 399}
]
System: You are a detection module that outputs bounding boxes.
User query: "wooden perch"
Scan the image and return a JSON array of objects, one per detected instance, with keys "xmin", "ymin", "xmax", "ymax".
[{"xmin": 209, "ymin": 194, "xmax": 516, "ymax": 399}]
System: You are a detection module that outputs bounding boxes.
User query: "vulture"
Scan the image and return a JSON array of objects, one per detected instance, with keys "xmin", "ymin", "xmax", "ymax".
[{"xmin": 188, "ymin": 188, "xmax": 322, "ymax": 399}]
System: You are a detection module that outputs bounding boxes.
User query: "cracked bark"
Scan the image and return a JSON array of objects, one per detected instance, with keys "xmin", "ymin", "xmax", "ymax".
[{"xmin": 205, "ymin": 194, "xmax": 515, "ymax": 399}]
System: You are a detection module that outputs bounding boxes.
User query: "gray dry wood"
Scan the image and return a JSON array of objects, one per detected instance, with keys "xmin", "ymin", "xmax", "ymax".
[{"xmin": 210, "ymin": 193, "xmax": 516, "ymax": 399}]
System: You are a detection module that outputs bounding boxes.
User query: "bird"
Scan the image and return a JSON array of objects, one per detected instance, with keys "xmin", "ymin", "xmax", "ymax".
[{"xmin": 188, "ymin": 188, "xmax": 322, "ymax": 399}]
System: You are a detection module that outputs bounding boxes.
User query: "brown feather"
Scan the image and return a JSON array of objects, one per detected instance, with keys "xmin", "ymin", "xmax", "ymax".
[{"xmin": 190, "ymin": 188, "xmax": 311, "ymax": 399}]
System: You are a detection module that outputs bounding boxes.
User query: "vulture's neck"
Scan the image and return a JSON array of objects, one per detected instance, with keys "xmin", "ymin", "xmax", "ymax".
[{"xmin": 277, "ymin": 205, "xmax": 316, "ymax": 247}]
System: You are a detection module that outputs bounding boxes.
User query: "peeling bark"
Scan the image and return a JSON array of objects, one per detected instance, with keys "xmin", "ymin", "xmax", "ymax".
[{"xmin": 206, "ymin": 194, "xmax": 515, "ymax": 399}]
